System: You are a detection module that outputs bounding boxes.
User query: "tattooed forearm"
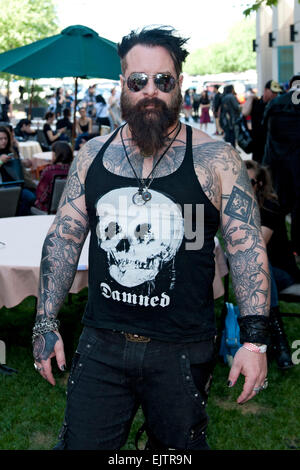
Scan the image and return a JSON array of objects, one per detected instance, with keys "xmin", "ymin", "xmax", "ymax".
[
  {"xmin": 221, "ymin": 187, "xmax": 270, "ymax": 317},
  {"xmin": 36, "ymin": 215, "xmax": 88, "ymax": 321}
]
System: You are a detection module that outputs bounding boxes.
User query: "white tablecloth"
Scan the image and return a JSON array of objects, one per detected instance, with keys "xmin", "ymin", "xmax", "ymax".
[
  {"xmin": 31, "ymin": 151, "xmax": 52, "ymax": 170},
  {"xmin": 0, "ymin": 215, "xmax": 89, "ymax": 309},
  {"xmin": 19, "ymin": 141, "xmax": 42, "ymax": 160}
]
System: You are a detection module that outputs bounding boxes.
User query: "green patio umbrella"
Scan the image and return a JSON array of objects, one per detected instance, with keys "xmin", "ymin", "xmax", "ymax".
[{"xmin": 0, "ymin": 25, "xmax": 121, "ymax": 139}]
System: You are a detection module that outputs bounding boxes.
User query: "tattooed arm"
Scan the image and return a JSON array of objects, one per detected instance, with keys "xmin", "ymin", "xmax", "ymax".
[
  {"xmin": 33, "ymin": 137, "xmax": 105, "ymax": 385},
  {"xmin": 193, "ymin": 137, "xmax": 270, "ymax": 404},
  {"xmin": 219, "ymin": 145, "xmax": 270, "ymax": 403}
]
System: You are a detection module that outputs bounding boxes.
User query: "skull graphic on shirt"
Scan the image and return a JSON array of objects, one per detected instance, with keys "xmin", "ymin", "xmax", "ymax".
[{"xmin": 95, "ymin": 187, "xmax": 184, "ymax": 287}]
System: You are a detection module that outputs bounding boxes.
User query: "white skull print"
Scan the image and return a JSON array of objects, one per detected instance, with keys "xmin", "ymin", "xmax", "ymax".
[{"xmin": 95, "ymin": 187, "xmax": 184, "ymax": 287}]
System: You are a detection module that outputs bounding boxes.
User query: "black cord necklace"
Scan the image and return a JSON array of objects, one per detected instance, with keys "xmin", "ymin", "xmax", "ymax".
[{"xmin": 120, "ymin": 121, "xmax": 182, "ymax": 206}]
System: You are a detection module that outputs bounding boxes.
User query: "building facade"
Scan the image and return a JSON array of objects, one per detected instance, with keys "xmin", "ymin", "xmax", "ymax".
[{"xmin": 256, "ymin": 0, "xmax": 300, "ymax": 94}]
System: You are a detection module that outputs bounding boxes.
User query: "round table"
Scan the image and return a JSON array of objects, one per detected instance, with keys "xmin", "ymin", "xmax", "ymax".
[
  {"xmin": 31, "ymin": 151, "xmax": 52, "ymax": 170},
  {"xmin": 0, "ymin": 215, "xmax": 89, "ymax": 309},
  {"xmin": 19, "ymin": 141, "xmax": 42, "ymax": 160}
]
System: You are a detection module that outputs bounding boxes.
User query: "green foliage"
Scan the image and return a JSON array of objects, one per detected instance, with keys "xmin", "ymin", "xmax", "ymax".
[
  {"xmin": 184, "ymin": 18, "xmax": 256, "ymax": 75},
  {"xmin": 243, "ymin": 0, "xmax": 300, "ymax": 16},
  {"xmin": 0, "ymin": 0, "xmax": 58, "ymax": 52},
  {"xmin": 0, "ymin": 0, "xmax": 59, "ymax": 91}
]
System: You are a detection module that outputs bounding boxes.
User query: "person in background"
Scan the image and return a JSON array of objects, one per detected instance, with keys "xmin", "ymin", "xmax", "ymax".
[
  {"xmin": 55, "ymin": 87, "xmax": 65, "ymax": 118},
  {"xmin": 191, "ymin": 88, "xmax": 201, "ymax": 122},
  {"xmin": 0, "ymin": 126, "xmax": 36, "ymax": 215},
  {"xmin": 245, "ymin": 160, "xmax": 296, "ymax": 369},
  {"xmin": 56, "ymin": 108, "xmax": 73, "ymax": 134},
  {"xmin": 43, "ymin": 112, "xmax": 68, "ymax": 148},
  {"xmin": 82, "ymin": 84, "xmax": 97, "ymax": 119},
  {"xmin": 64, "ymin": 89, "xmax": 74, "ymax": 111},
  {"xmin": 262, "ymin": 74, "xmax": 300, "ymax": 259},
  {"xmin": 219, "ymin": 84, "xmax": 240, "ymax": 148},
  {"xmin": 34, "ymin": 141, "xmax": 73, "ymax": 213},
  {"xmin": 108, "ymin": 87, "xmax": 122, "ymax": 129},
  {"xmin": 182, "ymin": 88, "xmax": 193, "ymax": 122},
  {"xmin": 242, "ymin": 80, "xmax": 282, "ymax": 163},
  {"xmin": 75, "ymin": 106, "xmax": 94, "ymax": 150},
  {"xmin": 212, "ymin": 85, "xmax": 223, "ymax": 135},
  {"xmin": 0, "ymin": 90, "xmax": 12, "ymax": 123},
  {"xmin": 95, "ymin": 94, "xmax": 111, "ymax": 134},
  {"xmin": 199, "ymin": 89, "xmax": 211, "ymax": 131},
  {"xmin": 14, "ymin": 118, "xmax": 37, "ymax": 140}
]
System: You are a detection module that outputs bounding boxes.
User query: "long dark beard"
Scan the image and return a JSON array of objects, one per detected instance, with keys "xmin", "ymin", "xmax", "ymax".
[{"xmin": 120, "ymin": 88, "xmax": 182, "ymax": 156}]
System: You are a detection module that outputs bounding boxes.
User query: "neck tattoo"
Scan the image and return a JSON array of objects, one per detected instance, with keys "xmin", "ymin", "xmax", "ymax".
[{"xmin": 120, "ymin": 121, "xmax": 182, "ymax": 206}]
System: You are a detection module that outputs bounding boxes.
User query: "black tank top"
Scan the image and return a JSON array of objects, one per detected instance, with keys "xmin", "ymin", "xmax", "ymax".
[{"xmin": 83, "ymin": 125, "xmax": 220, "ymax": 342}]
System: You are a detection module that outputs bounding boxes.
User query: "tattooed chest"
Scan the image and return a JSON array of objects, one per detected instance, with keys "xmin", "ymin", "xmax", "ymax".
[{"xmin": 102, "ymin": 145, "xmax": 185, "ymax": 179}]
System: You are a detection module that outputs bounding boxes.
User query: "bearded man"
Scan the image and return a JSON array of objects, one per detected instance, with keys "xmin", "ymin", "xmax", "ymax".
[{"xmin": 32, "ymin": 26, "xmax": 271, "ymax": 450}]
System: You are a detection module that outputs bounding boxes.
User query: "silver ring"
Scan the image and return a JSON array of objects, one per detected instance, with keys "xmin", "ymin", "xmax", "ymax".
[
  {"xmin": 34, "ymin": 363, "xmax": 42, "ymax": 372},
  {"xmin": 253, "ymin": 386, "xmax": 261, "ymax": 393},
  {"xmin": 261, "ymin": 378, "xmax": 268, "ymax": 390}
]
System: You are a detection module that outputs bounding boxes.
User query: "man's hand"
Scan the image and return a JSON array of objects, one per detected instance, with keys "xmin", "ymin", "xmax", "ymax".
[
  {"xmin": 33, "ymin": 331, "xmax": 66, "ymax": 386},
  {"xmin": 227, "ymin": 346, "xmax": 267, "ymax": 404}
]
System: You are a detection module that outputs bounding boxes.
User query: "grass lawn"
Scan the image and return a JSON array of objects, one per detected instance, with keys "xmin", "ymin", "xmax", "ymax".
[{"xmin": 0, "ymin": 288, "xmax": 299, "ymax": 451}]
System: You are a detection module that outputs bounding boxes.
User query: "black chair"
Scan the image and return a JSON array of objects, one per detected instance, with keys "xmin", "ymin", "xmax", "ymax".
[
  {"xmin": 31, "ymin": 176, "xmax": 67, "ymax": 215},
  {"xmin": 36, "ymin": 129, "xmax": 51, "ymax": 152},
  {"xmin": 0, "ymin": 182, "xmax": 23, "ymax": 217}
]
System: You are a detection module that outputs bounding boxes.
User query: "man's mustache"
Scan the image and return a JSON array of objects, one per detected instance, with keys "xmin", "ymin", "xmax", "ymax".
[{"xmin": 135, "ymin": 97, "xmax": 167, "ymax": 111}]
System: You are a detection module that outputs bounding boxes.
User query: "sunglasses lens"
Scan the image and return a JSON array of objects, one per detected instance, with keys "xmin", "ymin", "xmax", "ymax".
[
  {"xmin": 154, "ymin": 74, "xmax": 176, "ymax": 92},
  {"xmin": 127, "ymin": 73, "xmax": 148, "ymax": 92},
  {"xmin": 251, "ymin": 179, "xmax": 257, "ymax": 186}
]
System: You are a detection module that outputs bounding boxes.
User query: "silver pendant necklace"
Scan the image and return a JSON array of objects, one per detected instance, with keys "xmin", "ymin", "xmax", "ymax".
[{"xmin": 120, "ymin": 121, "xmax": 182, "ymax": 206}]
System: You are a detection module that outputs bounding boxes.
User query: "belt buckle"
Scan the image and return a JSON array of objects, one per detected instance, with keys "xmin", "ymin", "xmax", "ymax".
[{"xmin": 125, "ymin": 333, "xmax": 150, "ymax": 343}]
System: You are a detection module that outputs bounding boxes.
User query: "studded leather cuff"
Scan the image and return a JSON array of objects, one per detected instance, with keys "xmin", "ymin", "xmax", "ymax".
[{"xmin": 238, "ymin": 315, "xmax": 271, "ymax": 346}]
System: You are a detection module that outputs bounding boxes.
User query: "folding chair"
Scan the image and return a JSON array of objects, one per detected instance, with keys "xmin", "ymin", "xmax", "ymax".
[{"xmin": 0, "ymin": 182, "xmax": 23, "ymax": 217}]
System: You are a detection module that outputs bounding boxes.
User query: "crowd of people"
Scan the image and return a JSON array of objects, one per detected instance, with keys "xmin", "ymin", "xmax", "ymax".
[{"xmin": 0, "ymin": 83, "xmax": 124, "ymax": 214}]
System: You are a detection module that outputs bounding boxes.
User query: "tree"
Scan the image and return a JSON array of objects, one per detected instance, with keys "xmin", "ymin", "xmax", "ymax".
[
  {"xmin": 0, "ymin": 0, "xmax": 58, "ymax": 52},
  {"xmin": 0, "ymin": 0, "xmax": 59, "ymax": 92},
  {"xmin": 183, "ymin": 17, "xmax": 256, "ymax": 75}
]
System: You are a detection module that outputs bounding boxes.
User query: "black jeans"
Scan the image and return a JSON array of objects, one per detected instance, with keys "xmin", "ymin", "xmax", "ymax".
[{"xmin": 55, "ymin": 327, "xmax": 216, "ymax": 450}]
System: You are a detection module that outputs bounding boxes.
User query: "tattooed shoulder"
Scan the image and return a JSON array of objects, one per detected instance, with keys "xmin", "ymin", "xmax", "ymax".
[
  {"xmin": 193, "ymin": 140, "xmax": 241, "ymax": 209},
  {"xmin": 75, "ymin": 135, "xmax": 107, "ymax": 182}
]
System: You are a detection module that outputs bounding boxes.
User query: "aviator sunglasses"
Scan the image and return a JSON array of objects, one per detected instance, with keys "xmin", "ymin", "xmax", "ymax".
[{"xmin": 126, "ymin": 72, "xmax": 178, "ymax": 93}]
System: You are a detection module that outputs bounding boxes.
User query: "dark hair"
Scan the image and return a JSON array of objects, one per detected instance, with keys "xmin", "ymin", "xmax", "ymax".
[
  {"xmin": 63, "ymin": 108, "xmax": 71, "ymax": 118},
  {"xmin": 17, "ymin": 118, "xmax": 31, "ymax": 128},
  {"xmin": 117, "ymin": 26, "xmax": 189, "ymax": 77},
  {"xmin": 45, "ymin": 111, "xmax": 55, "ymax": 120},
  {"xmin": 96, "ymin": 94, "xmax": 106, "ymax": 104},
  {"xmin": 51, "ymin": 141, "xmax": 73, "ymax": 165},
  {"xmin": 245, "ymin": 160, "xmax": 277, "ymax": 207},
  {"xmin": 224, "ymin": 84, "xmax": 234, "ymax": 95},
  {"xmin": 0, "ymin": 126, "xmax": 14, "ymax": 154},
  {"xmin": 289, "ymin": 74, "xmax": 300, "ymax": 89}
]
